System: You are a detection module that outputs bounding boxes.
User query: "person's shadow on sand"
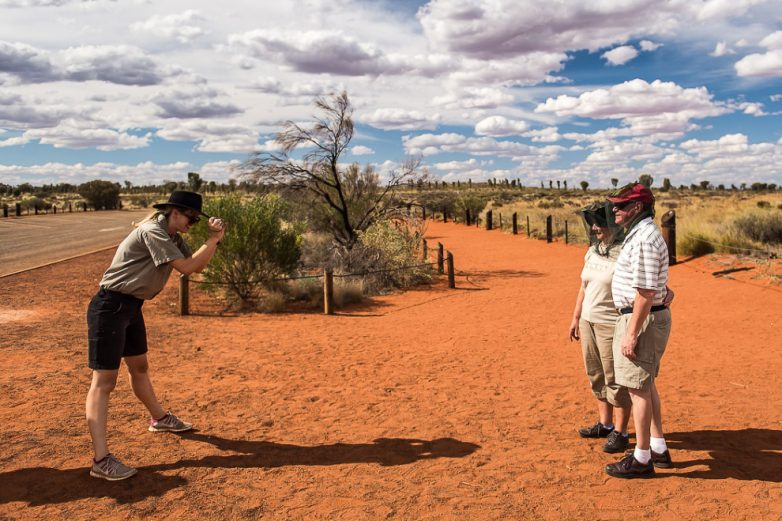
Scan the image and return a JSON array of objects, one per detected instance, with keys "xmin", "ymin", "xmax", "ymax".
[
  {"xmin": 665, "ymin": 428, "xmax": 782, "ymax": 482},
  {"xmin": 0, "ymin": 435, "xmax": 480, "ymax": 506}
]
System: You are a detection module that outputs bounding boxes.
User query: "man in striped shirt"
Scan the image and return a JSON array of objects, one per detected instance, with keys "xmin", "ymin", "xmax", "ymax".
[{"xmin": 604, "ymin": 183, "xmax": 673, "ymax": 479}]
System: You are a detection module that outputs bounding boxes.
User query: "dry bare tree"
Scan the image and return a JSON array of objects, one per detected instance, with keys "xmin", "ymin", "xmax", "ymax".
[{"xmin": 241, "ymin": 91, "xmax": 423, "ymax": 251}]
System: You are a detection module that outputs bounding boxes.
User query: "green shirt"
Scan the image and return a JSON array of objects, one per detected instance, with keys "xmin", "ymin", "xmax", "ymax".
[{"xmin": 99, "ymin": 214, "xmax": 192, "ymax": 300}]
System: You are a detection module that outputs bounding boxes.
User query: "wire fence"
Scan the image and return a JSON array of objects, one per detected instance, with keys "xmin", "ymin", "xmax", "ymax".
[{"xmin": 180, "ymin": 243, "xmax": 448, "ymax": 316}]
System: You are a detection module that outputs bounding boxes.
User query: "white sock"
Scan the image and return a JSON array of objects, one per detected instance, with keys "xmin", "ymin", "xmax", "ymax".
[
  {"xmin": 634, "ymin": 447, "xmax": 651, "ymax": 464},
  {"xmin": 601, "ymin": 423, "xmax": 615, "ymax": 430},
  {"xmin": 650, "ymin": 437, "xmax": 668, "ymax": 454}
]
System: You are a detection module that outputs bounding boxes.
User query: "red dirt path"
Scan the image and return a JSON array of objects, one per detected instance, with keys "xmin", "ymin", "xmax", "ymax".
[{"xmin": 1, "ymin": 221, "xmax": 780, "ymax": 520}]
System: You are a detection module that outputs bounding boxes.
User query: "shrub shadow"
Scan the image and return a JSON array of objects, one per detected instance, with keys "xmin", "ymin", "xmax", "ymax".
[{"xmin": 664, "ymin": 428, "xmax": 782, "ymax": 482}]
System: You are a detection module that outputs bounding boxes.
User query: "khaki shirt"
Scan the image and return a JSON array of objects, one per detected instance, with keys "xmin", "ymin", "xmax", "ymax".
[
  {"xmin": 580, "ymin": 246, "xmax": 620, "ymax": 325},
  {"xmin": 99, "ymin": 214, "xmax": 192, "ymax": 300}
]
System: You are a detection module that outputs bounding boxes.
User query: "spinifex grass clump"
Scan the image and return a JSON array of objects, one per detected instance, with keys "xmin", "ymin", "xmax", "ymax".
[
  {"xmin": 189, "ymin": 193, "xmax": 303, "ymax": 308},
  {"xmin": 732, "ymin": 212, "xmax": 782, "ymax": 245}
]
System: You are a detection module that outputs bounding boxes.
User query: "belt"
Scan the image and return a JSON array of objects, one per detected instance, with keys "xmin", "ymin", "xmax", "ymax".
[
  {"xmin": 99, "ymin": 286, "xmax": 143, "ymax": 303},
  {"xmin": 618, "ymin": 304, "xmax": 667, "ymax": 315}
]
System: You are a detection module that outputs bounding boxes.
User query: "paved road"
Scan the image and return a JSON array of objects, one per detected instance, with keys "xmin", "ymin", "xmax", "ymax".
[{"xmin": 0, "ymin": 209, "xmax": 150, "ymax": 277}]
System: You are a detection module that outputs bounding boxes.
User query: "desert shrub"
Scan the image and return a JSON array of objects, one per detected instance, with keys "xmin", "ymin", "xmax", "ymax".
[
  {"xmin": 131, "ymin": 196, "xmax": 149, "ymax": 208},
  {"xmin": 189, "ymin": 193, "xmax": 304, "ymax": 307},
  {"xmin": 538, "ymin": 198, "xmax": 564, "ymax": 209},
  {"xmin": 349, "ymin": 218, "xmax": 432, "ymax": 293},
  {"xmin": 288, "ymin": 277, "xmax": 323, "ymax": 307},
  {"xmin": 334, "ymin": 280, "xmax": 365, "ymax": 306},
  {"xmin": 756, "ymin": 200, "xmax": 771, "ymax": 209},
  {"xmin": 21, "ymin": 196, "xmax": 48, "ymax": 211},
  {"xmin": 732, "ymin": 212, "xmax": 782, "ymax": 244},
  {"xmin": 679, "ymin": 233, "xmax": 716, "ymax": 257},
  {"xmin": 455, "ymin": 192, "xmax": 489, "ymax": 219},
  {"xmin": 260, "ymin": 290, "xmax": 288, "ymax": 313},
  {"xmin": 78, "ymin": 180, "xmax": 120, "ymax": 210}
]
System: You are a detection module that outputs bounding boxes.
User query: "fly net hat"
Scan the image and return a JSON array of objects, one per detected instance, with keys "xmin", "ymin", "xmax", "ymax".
[{"xmin": 577, "ymin": 201, "xmax": 625, "ymax": 255}]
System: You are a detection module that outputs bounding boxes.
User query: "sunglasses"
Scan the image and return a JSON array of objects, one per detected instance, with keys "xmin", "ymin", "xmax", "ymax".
[
  {"xmin": 183, "ymin": 212, "xmax": 200, "ymax": 225},
  {"xmin": 613, "ymin": 200, "xmax": 635, "ymax": 210}
]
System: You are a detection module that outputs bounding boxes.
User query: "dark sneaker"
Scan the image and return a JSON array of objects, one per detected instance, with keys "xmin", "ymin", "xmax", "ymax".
[
  {"xmin": 90, "ymin": 454, "xmax": 137, "ymax": 481},
  {"xmin": 148, "ymin": 411, "xmax": 193, "ymax": 432},
  {"xmin": 652, "ymin": 449, "xmax": 673, "ymax": 468},
  {"xmin": 603, "ymin": 431, "xmax": 629, "ymax": 453},
  {"xmin": 605, "ymin": 453, "xmax": 655, "ymax": 479},
  {"xmin": 578, "ymin": 422, "xmax": 614, "ymax": 438}
]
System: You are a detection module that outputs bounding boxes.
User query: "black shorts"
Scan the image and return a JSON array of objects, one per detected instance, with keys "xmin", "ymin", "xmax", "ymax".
[{"xmin": 87, "ymin": 288, "xmax": 147, "ymax": 370}]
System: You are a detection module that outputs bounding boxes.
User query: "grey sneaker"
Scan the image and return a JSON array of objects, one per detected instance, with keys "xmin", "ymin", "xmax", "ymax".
[
  {"xmin": 90, "ymin": 454, "xmax": 137, "ymax": 481},
  {"xmin": 148, "ymin": 411, "xmax": 193, "ymax": 432}
]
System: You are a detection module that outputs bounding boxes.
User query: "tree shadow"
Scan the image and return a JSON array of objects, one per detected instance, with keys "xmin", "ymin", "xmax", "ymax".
[
  {"xmin": 0, "ymin": 435, "xmax": 479, "ymax": 506},
  {"xmin": 664, "ymin": 428, "xmax": 782, "ymax": 482}
]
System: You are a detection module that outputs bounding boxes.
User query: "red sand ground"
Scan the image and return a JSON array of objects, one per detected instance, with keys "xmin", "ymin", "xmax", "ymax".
[{"xmin": 1, "ymin": 221, "xmax": 780, "ymax": 520}]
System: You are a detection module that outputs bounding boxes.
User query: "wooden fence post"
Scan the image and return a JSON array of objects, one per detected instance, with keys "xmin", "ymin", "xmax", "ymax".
[
  {"xmin": 69, "ymin": 202, "xmax": 72, "ymax": 212},
  {"xmin": 466, "ymin": 208, "xmax": 471, "ymax": 226},
  {"xmin": 437, "ymin": 242, "xmax": 444, "ymax": 274},
  {"xmin": 661, "ymin": 210, "xmax": 677, "ymax": 266},
  {"xmin": 565, "ymin": 220, "xmax": 569, "ymax": 244},
  {"xmin": 16, "ymin": 203, "xmax": 21, "ymax": 216},
  {"xmin": 546, "ymin": 215, "xmax": 553, "ymax": 243},
  {"xmin": 447, "ymin": 251, "xmax": 455, "ymax": 289},
  {"xmin": 82, "ymin": 202, "xmax": 87, "ymax": 212},
  {"xmin": 34, "ymin": 206, "xmax": 38, "ymax": 215},
  {"xmin": 324, "ymin": 269, "xmax": 334, "ymax": 315},
  {"xmin": 499, "ymin": 213, "xmax": 503, "ymax": 230},
  {"xmin": 2, "ymin": 204, "xmax": 7, "ymax": 218},
  {"xmin": 179, "ymin": 274, "xmax": 189, "ymax": 316},
  {"xmin": 422, "ymin": 206, "xmax": 427, "ymax": 220},
  {"xmin": 486, "ymin": 210, "xmax": 493, "ymax": 230},
  {"xmin": 422, "ymin": 238, "xmax": 428, "ymax": 261},
  {"xmin": 442, "ymin": 207, "xmax": 447, "ymax": 223},
  {"xmin": 526, "ymin": 215, "xmax": 530, "ymax": 237},
  {"xmin": 53, "ymin": 205, "xmax": 57, "ymax": 214}
]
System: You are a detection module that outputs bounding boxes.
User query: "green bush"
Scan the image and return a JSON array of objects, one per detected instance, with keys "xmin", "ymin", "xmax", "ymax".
[
  {"xmin": 679, "ymin": 233, "xmax": 716, "ymax": 257},
  {"xmin": 78, "ymin": 180, "xmax": 120, "ymax": 210},
  {"xmin": 352, "ymin": 219, "xmax": 432, "ymax": 292},
  {"xmin": 732, "ymin": 212, "xmax": 782, "ymax": 245},
  {"xmin": 188, "ymin": 194, "xmax": 304, "ymax": 307}
]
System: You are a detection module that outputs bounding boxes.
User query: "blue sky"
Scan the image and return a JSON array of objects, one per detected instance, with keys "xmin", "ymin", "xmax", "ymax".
[{"xmin": 1, "ymin": 0, "xmax": 781, "ymax": 188}]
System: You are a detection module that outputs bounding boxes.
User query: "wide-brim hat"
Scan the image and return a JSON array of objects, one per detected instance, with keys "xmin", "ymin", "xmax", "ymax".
[
  {"xmin": 153, "ymin": 190, "xmax": 210, "ymax": 218},
  {"xmin": 607, "ymin": 183, "xmax": 654, "ymax": 205}
]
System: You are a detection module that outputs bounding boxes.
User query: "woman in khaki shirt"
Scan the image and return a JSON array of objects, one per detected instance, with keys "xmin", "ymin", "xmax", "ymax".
[{"xmin": 569, "ymin": 203, "xmax": 632, "ymax": 453}]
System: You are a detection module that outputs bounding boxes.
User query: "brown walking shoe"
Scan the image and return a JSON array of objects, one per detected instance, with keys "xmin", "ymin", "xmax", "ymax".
[{"xmin": 605, "ymin": 453, "xmax": 655, "ymax": 479}]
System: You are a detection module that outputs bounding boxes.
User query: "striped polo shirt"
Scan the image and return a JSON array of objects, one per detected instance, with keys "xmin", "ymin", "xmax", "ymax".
[{"xmin": 611, "ymin": 217, "xmax": 669, "ymax": 309}]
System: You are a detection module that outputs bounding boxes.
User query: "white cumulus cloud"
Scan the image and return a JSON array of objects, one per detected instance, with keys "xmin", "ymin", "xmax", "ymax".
[
  {"xmin": 474, "ymin": 116, "xmax": 528, "ymax": 137},
  {"xmin": 735, "ymin": 31, "xmax": 782, "ymax": 77},
  {"xmin": 602, "ymin": 45, "xmax": 639, "ymax": 66}
]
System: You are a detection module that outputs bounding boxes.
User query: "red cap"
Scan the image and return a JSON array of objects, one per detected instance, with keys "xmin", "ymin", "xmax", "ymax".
[{"xmin": 607, "ymin": 183, "xmax": 654, "ymax": 204}]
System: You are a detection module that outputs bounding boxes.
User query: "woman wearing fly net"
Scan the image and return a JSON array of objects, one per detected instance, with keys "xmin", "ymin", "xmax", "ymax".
[
  {"xmin": 569, "ymin": 202, "xmax": 673, "ymax": 454},
  {"xmin": 568, "ymin": 202, "xmax": 634, "ymax": 454}
]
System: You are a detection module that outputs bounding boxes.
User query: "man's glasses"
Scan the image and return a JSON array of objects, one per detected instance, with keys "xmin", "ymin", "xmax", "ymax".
[
  {"xmin": 185, "ymin": 213, "xmax": 200, "ymax": 225},
  {"xmin": 613, "ymin": 200, "xmax": 635, "ymax": 210}
]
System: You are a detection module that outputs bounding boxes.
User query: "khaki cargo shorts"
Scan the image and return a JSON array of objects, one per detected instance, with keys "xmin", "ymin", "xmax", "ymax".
[
  {"xmin": 612, "ymin": 308, "xmax": 672, "ymax": 390},
  {"xmin": 580, "ymin": 320, "xmax": 631, "ymax": 408}
]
